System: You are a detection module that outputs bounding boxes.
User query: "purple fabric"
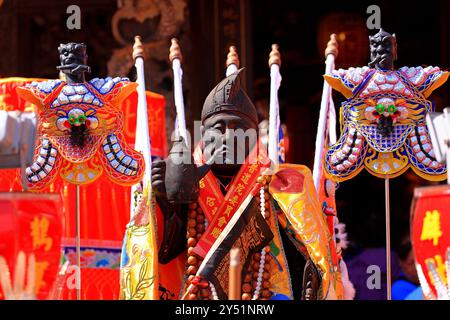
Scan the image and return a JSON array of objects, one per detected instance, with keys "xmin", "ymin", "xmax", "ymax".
[{"xmin": 346, "ymin": 248, "xmax": 401, "ymax": 300}]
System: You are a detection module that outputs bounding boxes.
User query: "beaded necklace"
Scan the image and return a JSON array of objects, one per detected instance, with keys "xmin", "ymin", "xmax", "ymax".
[{"xmin": 184, "ymin": 175, "xmax": 272, "ymax": 300}]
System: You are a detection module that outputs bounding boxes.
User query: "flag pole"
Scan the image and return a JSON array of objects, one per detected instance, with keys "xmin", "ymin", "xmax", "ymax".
[
  {"xmin": 314, "ymin": 35, "xmax": 359, "ymax": 300},
  {"xmin": 170, "ymin": 38, "xmax": 188, "ymax": 144},
  {"xmin": 131, "ymin": 35, "xmax": 152, "ymax": 204},
  {"xmin": 385, "ymin": 177, "xmax": 392, "ymax": 300},
  {"xmin": 268, "ymin": 44, "xmax": 281, "ymax": 166},
  {"xmin": 119, "ymin": 35, "xmax": 159, "ymax": 301},
  {"xmin": 313, "ymin": 34, "xmax": 338, "ymax": 192},
  {"xmin": 225, "ymin": 49, "xmax": 243, "ymax": 301}
]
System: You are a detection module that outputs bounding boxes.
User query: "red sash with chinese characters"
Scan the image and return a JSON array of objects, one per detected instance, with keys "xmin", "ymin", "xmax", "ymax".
[{"xmin": 192, "ymin": 141, "xmax": 270, "ymax": 258}]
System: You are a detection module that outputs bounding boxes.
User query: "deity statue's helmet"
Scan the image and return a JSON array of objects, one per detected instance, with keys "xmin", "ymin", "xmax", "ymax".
[
  {"xmin": 57, "ymin": 42, "xmax": 91, "ymax": 77},
  {"xmin": 201, "ymin": 69, "xmax": 259, "ymax": 176},
  {"xmin": 368, "ymin": 28, "xmax": 397, "ymax": 71}
]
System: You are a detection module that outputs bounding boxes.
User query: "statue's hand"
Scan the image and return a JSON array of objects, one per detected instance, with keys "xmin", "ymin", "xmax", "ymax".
[
  {"xmin": 152, "ymin": 156, "xmax": 191, "ymax": 263},
  {"xmin": 204, "ymin": 144, "xmax": 229, "ymax": 166},
  {"xmin": 165, "ymin": 136, "xmax": 199, "ymax": 203},
  {"xmin": 151, "ymin": 159, "xmax": 167, "ymax": 199}
]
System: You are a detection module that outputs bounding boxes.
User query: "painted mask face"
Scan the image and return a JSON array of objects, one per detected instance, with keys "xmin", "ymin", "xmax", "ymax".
[
  {"xmin": 324, "ymin": 34, "xmax": 449, "ymax": 181},
  {"xmin": 17, "ymin": 77, "xmax": 144, "ymax": 189},
  {"xmin": 368, "ymin": 29, "xmax": 397, "ymax": 71}
]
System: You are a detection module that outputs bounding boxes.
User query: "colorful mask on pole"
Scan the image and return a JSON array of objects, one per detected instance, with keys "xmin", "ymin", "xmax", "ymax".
[
  {"xmin": 324, "ymin": 29, "xmax": 449, "ymax": 181},
  {"xmin": 16, "ymin": 43, "xmax": 144, "ymax": 190}
]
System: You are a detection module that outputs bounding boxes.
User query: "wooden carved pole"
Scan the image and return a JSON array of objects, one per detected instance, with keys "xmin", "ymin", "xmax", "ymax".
[
  {"xmin": 75, "ymin": 185, "xmax": 81, "ymax": 300},
  {"xmin": 385, "ymin": 176, "xmax": 392, "ymax": 300}
]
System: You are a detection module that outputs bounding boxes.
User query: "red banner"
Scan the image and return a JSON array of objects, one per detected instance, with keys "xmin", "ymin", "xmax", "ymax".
[
  {"xmin": 0, "ymin": 192, "xmax": 64, "ymax": 300},
  {"xmin": 411, "ymin": 185, "xmax": 450, "ymax": 298},
  {"xmin": 121, "ymin": 89, "xmax": 167, "ymax": 158}
]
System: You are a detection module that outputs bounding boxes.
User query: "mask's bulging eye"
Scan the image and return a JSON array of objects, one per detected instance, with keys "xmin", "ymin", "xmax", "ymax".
[
  {"xmin": 388, "ymin": 105, "xmax": 397, "ymax": 114},
  {"xmin": 376, "ymin": 104, "xmax": 385, "ymax": 114},
  {"xmin": 68, "ymin": 114, "xmax": 87, "ymax": 126},
  {"xmin": 68, "ymin": 115, "xmax": 76, "ymax": 125}
]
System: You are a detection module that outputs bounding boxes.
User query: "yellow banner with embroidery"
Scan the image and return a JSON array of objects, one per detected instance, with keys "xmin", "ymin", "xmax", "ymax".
[
  {"xmin": 120, "ymin": 190, "xmax": 159, "ymax": 300},
  {"xmin": 268, "ymin": 164, "xmax": 343, "ymax": 300}
]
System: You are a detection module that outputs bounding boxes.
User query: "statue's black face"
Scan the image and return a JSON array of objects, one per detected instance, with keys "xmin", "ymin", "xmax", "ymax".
[
  {"xmin": 58, "ymin": 43, "xmax": 87, "ymax": 69},
  {"xmin": 57, "ymin": 43, "xmax": 90, "ymax": 83},
  {"xmin": 202, "ymin": 112, "xmax": 258, "ymax": 177},
  {"xmin": 369, "ymin": 34, "xmax": 397, "ymax": 70}
]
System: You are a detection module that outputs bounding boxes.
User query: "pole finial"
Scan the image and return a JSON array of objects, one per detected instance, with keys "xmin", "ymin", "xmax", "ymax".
[
  {"xmin": 268, "ymin": 44, "xmax": 281, "ymax": 67},
  {"xmin": 325, "ymin": 34, "xmax": 339, "ymax": 58},
  {"xmin": 132, "ymin": 35, "xmax": 145, "ymax": 60},
  {"xmin": 226, "ymin": 45, "xmax": 240, "ymax": 68},
  {"xmin": 169, "ymin": 38, "xmax": 183, "ymax": 63}
]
